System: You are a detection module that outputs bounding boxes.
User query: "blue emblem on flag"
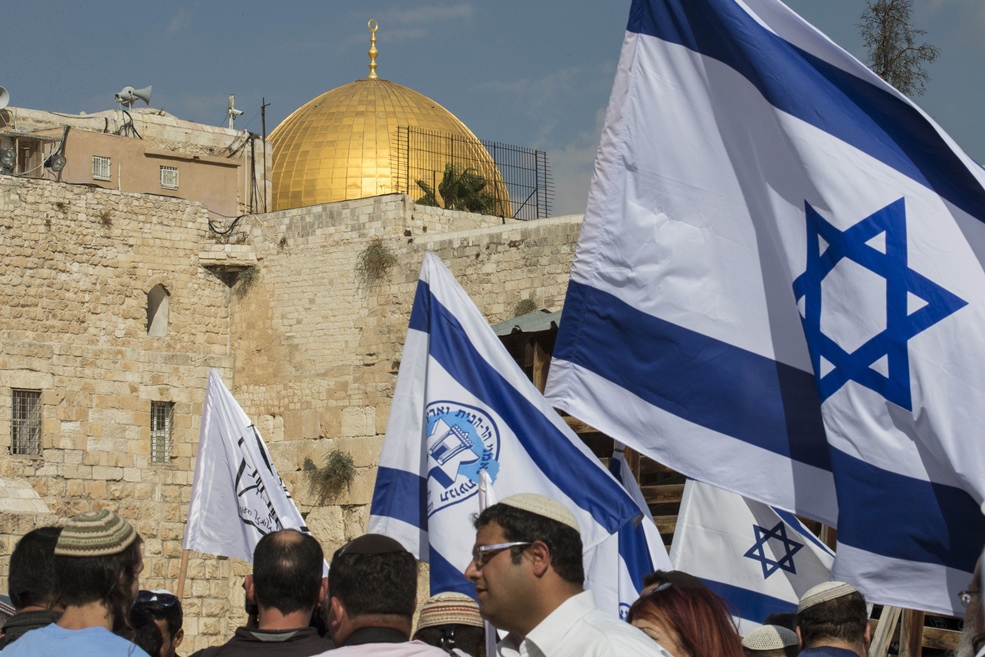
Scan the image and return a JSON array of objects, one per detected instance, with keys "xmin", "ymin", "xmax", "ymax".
[
  {"xmin": 744, "ymin": 521, "xmax": 804, "ymax": 579},
  {"xmin": 425, "ymin": 400, "xmax": 500, "ymax": 516},
  {"xmin": 793, "ymin": 199, "xmax": 967, "ymax": 410}
]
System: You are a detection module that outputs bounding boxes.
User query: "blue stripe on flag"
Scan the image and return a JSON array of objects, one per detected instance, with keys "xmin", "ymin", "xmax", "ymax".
[
  {"xmin": 554, "ymin": 280, "xmax": 830, "ymax": 470},
  {"xmin": 429, "ymin": 544, "xmax": 476, "ymax": 598},
  {"xmin": 416, "ymin": 281, "xmax": 639, "ymax": 534},
  {"xmin": 369, "ymin": 466, "xmax": 428, "ymax": 531},
  {"xmin": 831, "ymin": 448, "xmax": 985, "ymax": 570},
  {"xmin": 701, "ymin": 577, "xmax": 796, "ymax": 624},
  {"xmin": 627, "ymin": 0, "xmax": 985, "ymax": 225},
  {"xmin": 620, "ymin": 521, "xmax": 655, "ymax": 593},
  {"xmin": 772, "ymin": 507, "xmax": 832, "ymax": 555}
]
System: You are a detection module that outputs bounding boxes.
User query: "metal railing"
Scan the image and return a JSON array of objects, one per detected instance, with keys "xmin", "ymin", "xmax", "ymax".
[{"xmin": 394, "ymin": 126, "xmax": 553, "ymax": 220}]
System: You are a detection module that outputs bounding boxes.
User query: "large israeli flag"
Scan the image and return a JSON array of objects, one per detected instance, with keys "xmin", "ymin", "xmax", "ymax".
[
  {"xmin": 544, "ymin": 0, "xmax": 985, "ymax": 615},
  {"xmin": 368, "ymin": 252, "xmax": 642, "ymax": 598},
  {"xmin": 671, "ymin": 480, "xmax": 834, "ymax": 634}
]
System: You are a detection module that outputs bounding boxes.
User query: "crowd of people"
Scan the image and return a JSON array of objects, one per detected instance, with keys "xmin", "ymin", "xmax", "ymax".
[{"xmin": 0, "ymin": 495, "xmax": 982, "ymax": 657}]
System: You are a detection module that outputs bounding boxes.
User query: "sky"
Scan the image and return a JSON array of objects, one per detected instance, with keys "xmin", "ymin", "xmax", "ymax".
[{"xmin": 4, "ymin": 1, "xmax": 983, "ymax": 216}]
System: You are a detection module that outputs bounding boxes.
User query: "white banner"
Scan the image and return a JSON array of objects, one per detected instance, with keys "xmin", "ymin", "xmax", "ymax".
[{"xmin": 183, "ymin": 369, "xmax": 309, "ymax": 564}]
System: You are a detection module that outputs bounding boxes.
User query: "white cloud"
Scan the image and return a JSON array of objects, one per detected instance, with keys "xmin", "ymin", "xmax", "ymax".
[
  {"xmin": 549, "ymin": 107, "xmax": 606, "ymax": 216},
  {"xmin": 168, "ymin": 8, "xmax": 187, "ymax": 34},
  {"xmin": 385, "ymin": 4, "xmax": 474, "ymax": 24}
]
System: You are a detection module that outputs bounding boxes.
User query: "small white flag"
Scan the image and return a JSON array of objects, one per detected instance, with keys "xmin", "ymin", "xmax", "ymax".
[
  {"xmin": 671, "ymin": 479, "xmax": 834, "ymax": 634},
  {"xmin": 183, "ymin": 369, "xmax": 310, "ymax": 563}
]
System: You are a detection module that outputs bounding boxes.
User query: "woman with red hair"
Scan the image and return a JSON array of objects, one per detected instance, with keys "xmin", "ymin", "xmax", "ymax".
[{"xmin": 627, "ymin": 579, "xmax": 744, "ymax": 657}]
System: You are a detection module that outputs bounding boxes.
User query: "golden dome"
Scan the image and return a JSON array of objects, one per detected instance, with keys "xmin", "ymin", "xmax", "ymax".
[{"xmin": 270, "ymin": 24, "xmax": 509, "ymax": 214}]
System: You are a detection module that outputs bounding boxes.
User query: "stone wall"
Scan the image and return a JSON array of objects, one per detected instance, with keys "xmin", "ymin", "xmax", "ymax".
[
  {"xmin": 0, "ymin": 181, "xmax": 582, "ymax": 650},
  {"xmin": 227, "ymin": 195, "xmax": 582, "ymax": 560},
  {"xmin": 0, "ymin": 176, "xmax": 239, "ymax": 650}
]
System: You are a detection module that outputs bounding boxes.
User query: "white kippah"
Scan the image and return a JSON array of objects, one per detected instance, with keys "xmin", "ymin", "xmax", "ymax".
[
  {"xmin": 798, "ymin": 581, "xmax": 858, "ymax": 612},
  {"xmin": 498, "ymin": 494, "xmax": 580, "ymax": 532},
  {"xmin": 742, "ymin": 625, "xmax": 799, "ymax": 650}
]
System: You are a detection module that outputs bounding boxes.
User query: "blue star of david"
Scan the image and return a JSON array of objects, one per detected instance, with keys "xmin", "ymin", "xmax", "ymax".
[
  {"xmin": 791, "ymin": 199, "xmax": 967, "ymax": 411},
  {"xmin": 744, "ymin": 521, "xmax": 804, "ymax": 579}
]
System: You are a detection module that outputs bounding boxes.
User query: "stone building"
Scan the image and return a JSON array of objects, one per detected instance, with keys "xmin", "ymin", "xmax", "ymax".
[{"xmin": 0, "ymin": 33, "xmax": 582, "ymax": 651}]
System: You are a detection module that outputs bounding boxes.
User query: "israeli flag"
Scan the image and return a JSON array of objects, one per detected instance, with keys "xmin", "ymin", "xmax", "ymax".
[
  {"xmin": 586, "ymin": 444, "xmax": 673, "ymax": 619},
  {"xmin": 368, "ymin": 252, "xmax": 642, "ymax": 599},
  {"xmin": 671, "ymin": 479, "xmax": 834, "ymax": 634},
  {"xmin": 545, "ymin": 0, "xmax": 985, "ymax": 615}
]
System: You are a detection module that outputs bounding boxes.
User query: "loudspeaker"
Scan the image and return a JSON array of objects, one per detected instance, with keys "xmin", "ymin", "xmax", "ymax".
[
  {"xmin": 115, "ymin": 85, "xmax": 152, "ymax": 108},
  {"xmin": 0, "ymin": 87, "xmax": 9, "ymax": 111}
]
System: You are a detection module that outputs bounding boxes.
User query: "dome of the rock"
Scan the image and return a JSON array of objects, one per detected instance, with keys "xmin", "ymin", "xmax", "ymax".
[{"xmin": 270, "ymin": 22, "xmax": 509, "ymax": 214}]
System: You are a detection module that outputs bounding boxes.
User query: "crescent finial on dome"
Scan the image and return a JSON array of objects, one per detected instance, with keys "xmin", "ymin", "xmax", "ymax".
[{"xmin": 368, "ymin": 19, "xmax": 379, "ymax": 80}]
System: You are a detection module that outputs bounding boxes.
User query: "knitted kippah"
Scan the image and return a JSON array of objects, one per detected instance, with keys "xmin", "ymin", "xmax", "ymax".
[
  {"xmin": 742, "ymin": 625, "xmax": 799, "ymax": 650},
  {"xmin": 798, "ymin": 581, "xmax": 858, "ymax": 612},
  {"xmin": 54, "ymin": 509, "xmax": 137, "ymax": 557},
  {"xmin": 498, "ymin": 494, "xmax": 580, "ymax": 532},
  {"xmin": 417, "ymin": 592, "xmax": 483, "ymax": 630}
]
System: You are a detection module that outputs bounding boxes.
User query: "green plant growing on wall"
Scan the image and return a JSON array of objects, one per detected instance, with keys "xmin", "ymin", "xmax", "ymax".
[
  {"xmin": 99, "ymin": 209, "xmax": 112, "ymax": 226},
  {"xmin": 357, "ymin": 238, "xmax": 398, "ymax": 283},
  {"xmin": 514, "ymin": 299, "xmax": 538, "ymax": 316},
  {"xmin": 233, "ymin": 266, "xmax": 258, "ymax": 298},
  {"xmin": 303, "ymin": 449, "xmax": 356, "ymax": 503}
]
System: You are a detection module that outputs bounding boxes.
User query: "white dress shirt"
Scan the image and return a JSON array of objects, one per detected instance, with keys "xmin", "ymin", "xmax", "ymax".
[{"xmin": 497, "ymin": 590, "xmax": 673, "ymax": 657}]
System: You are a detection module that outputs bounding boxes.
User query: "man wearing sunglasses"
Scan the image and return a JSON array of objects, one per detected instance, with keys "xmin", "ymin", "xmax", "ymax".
[
  {"xmin": 134, "ymin": 590, "xmax": 184, "ymax": 657},
  {"xmin": 464, "ymin": 493, "xmax": 670, "ymax": 656}
]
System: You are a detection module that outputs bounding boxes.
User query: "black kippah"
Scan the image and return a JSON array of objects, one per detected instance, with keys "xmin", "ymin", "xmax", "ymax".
[{"xmin": 338, "ymin": 533, "xmax": 407, "ymax": 556}]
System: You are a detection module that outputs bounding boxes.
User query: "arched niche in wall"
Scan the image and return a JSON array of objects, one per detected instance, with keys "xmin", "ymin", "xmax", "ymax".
[{"xmin": 147, "ymin": 284, "xmax": 170, "ymax": 337}]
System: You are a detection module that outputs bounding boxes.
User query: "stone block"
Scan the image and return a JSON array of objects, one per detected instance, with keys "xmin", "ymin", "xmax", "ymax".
[{"xmin": 340, "ymin": 406, "xmax": 375, "ymax": 438}]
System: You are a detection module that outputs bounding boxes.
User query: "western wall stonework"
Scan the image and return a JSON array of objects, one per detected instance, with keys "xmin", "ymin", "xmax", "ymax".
[{"xmin": 0, "ymin": 175, "xmax": 582, "ymax": 650}]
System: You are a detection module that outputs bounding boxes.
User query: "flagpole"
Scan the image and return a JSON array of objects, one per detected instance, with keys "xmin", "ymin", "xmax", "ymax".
[
  {"xmin": 479, "ymin": 471, "xmax": 498, "ymax": 657},
  {"xmin": 176, "ymin": 549, "xmax": 191, "ymax": 600}
]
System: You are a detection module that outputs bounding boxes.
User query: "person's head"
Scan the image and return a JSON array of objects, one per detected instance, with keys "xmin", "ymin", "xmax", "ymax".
[
  {"xmin": 795, "ymin": 582, "xmax": 870, "ymax": 656},
  {"xmin": 957, "ymin": 557, "xmax": 984, "ymax": 657},
  {"xmin": 8, "ymin": 526, "xmax": 62, "ymax": 611},
  {"xmin": 762, "ymin": 612, "xmax": 798, "ymax": 632},
  {"xmin": 246, "ymin": 529, "xmax": 326, "ymax": 624},
  {"xmin": 742, "ymin": 624, "xmax": 800, "ymax": 657},
  {"xmin": 134, "ymin": 590, "xmax": 184, "ymax": 657},
  {"xmin": 412, "ymin": 592, "xmax": 485, "ymax": 657},
  {"xmin": 50, "ymin": 510, "xmax": 143, "ymax": 629},
  {"xmin": 627, "ymin": 582, "xmax": 744, "ymax": 657},
  {"xmin": 327, "ymin": 533, "xmax": 418, "ymax": 646},
  {"xmin": 464, "ymin": 494, "xmax": 584, "ymax": 636},
  {"xmin": 124, "ymin": 603, "xmax": 165, "ymax": 657},
  {"xmin": 641, "ymin": 570, "xmax": 707, "ymax": 595}
]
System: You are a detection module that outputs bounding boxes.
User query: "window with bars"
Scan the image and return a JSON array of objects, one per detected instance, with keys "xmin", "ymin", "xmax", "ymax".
[
  {"xmin": 11, "ymin": 389, "xmax": 42, "ymax": 455},
  {"xmin": 92, "ymin": 155, "xmax": 111, "ymax": 180},
  {"xmin": 160, "ymin": 166, "xmax": 179, "ymax": 190},
  {"xmin": 150, "ymin": 401, "xmax": 174, "ymax": 463}
]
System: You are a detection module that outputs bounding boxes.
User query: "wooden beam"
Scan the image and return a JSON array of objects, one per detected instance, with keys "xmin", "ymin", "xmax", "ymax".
[
  {"xmin": 868, "ymin": 606, "xmax": 901, "ymax": 657},
  {"xmin": 562, "ymin": 415, "xmax": 599, "ymax": 435},
  {"xmin": 654, "ymin": 515, "xmax": 677, "ymax": 535},
  {"xmin": 641, "ymin": 484, "xmax": 685, "ymax": 505},
  {"xmin": 899, "ymin": 609, "xmax": 925, "ymax": 657},
  {"xmin": 532, "ymin": 340, "xmax": 550, "ymax": 393},
  {"xmin": 921, "ymin": 626, "xmax": 960, "ymax": 652}
]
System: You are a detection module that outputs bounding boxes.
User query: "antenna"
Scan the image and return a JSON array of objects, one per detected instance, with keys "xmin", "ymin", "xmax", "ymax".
[
  {"xmin": 0, "ymin": 86, "xmax": 9, "ymax": 111},
  {"xmin": 227, "ymin": 94, "xmax": 244, "ymax": 129},
  {"xmin": 115, "ymin": 85, "xmax": 152, "ymax": 109}
]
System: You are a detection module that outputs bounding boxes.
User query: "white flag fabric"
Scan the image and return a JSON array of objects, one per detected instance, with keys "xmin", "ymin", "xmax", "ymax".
[
  {"xmin": 183, "ymin": 369, "xmax": 310, "ymax": 563},
  {"xmin": 671, "ymin": 479, "xmax": 834, "ymax": 634},
  {"xmin": 368, "ymin": 252, "xmax": 642, "ymax": 599},
  {"xmin": 586, "ymin": 444, "xmax": 673, "ymax": 619},
  {"xmin": 545, "ymin": 0, "xmax": 985, "ymax": 615}
]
